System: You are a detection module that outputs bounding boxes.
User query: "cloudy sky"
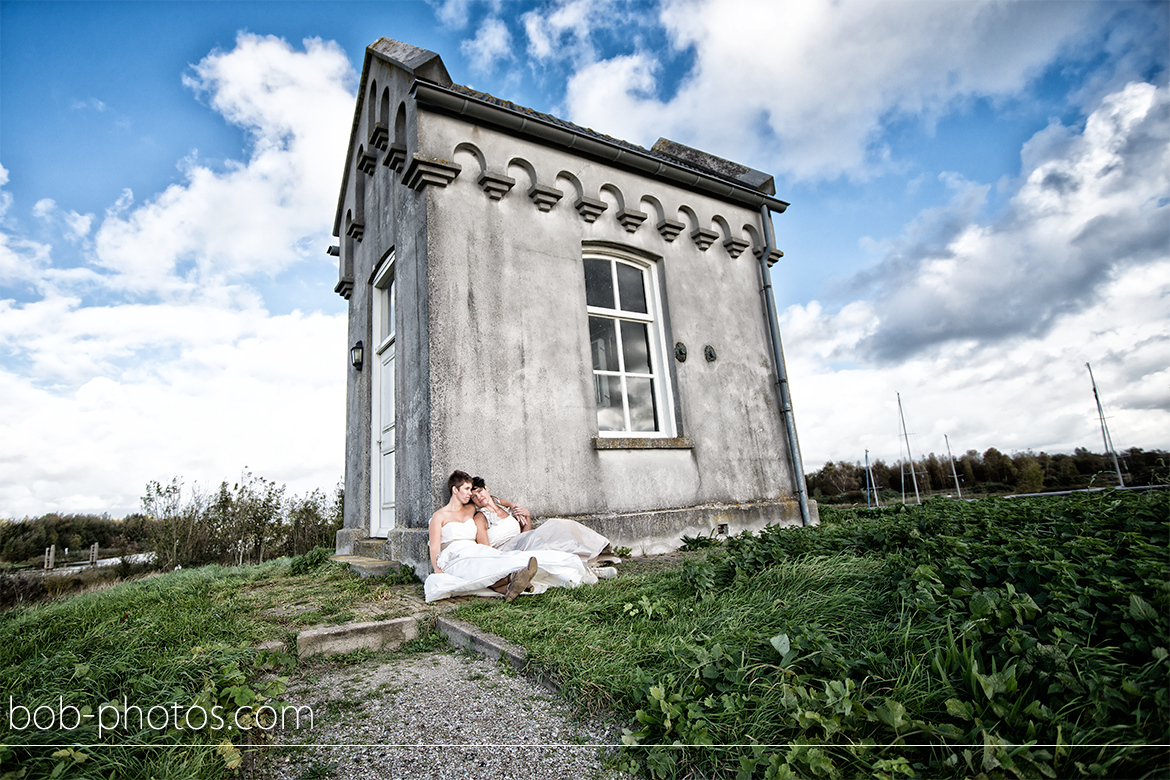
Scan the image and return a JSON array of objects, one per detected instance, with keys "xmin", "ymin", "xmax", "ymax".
[{"xmin": 1, "ymin": 0, "xmax": 1166, "ymax": 518}]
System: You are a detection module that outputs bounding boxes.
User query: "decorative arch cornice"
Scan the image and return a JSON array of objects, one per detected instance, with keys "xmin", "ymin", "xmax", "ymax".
[
  {"xmin": 742, "ymin": 223, "xmax": 763, "ymax": 257},
  {"xmin": 453, "ymin": 142, "xmax": 514, "ymax": 200},
  {"xmin": 370, "ymin": 87, "xmax": 390, "ymax": 150},
  {"xmin": 509, "ymin": 157, "xmax": 562, "ymax": 211},
  {"xmin": 599, "ymin": 183, "xmax": 645, "ymax": 233},
  {"xmin": 403, "ymin": 155, "xmax": 461, "ymax": 190},
  {"xmin": 384, "ymin": 103, "xmax": 408, "ymax": 171},
  {"xmin": 642, "ymin": 195, "xmax": 683, "ymax": 241},
  {"xmin": 711, "ymin": 215, "xmax": 749, "ymax": 258},
  {"xmin": 558, "ymin": 171, "xmax": 606, "ymax": 222},
  {"xmin": 677, "ymin": 205, "xmax": 717, "ymax": 250},
  {"xmin": 357, "ymin": 142, "xmax": 377, "ymax": 176},
  {"xmin": 453, "ymin": 141, "xmax": 485, "ymax": 171}
]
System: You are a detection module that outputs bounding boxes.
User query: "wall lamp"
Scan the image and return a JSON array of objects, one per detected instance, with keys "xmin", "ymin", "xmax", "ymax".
[{"xmin": 350, "ymin": 340, "xmax": 364, "ymax": 371}]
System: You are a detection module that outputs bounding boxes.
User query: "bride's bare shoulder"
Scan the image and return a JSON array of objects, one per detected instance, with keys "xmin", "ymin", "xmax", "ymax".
[{"xmin": 431, "ymin": 503, "xmax": 475, "ymax": 526}]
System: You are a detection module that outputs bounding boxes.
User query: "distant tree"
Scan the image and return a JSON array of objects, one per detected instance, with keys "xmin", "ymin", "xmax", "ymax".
[
  {"xmin": 1073, "ymin": 447, "xmax": 1105, "ymax": 477},
  {"xmin": 983, "ymin": 448, "xmax": 1018, "ymax": 484},
  {"xmin": 963, "ymin": 449, "xmax": 985, "ymax": 482},
  {"xmin": 924, "ymin": 453, "xmax": 947, "ymax": 491},
  {"xmin": 960, "ymin": 457, "xmax": 977, "ymax": 488},
  {"xmin": 807, "ymin": 461, "xmax": 861, "ymax": 496},
  {"xmin": 804, "ymin": 446, "xmax": 1167, "ymax": 504},
  {"xmin": 1015, "ymin": 455, "xmax": 1045, "ymax": 493},
  {"xmin": 1121, "ymin": 447, "xmax": 1170, "ymax": 486},
  {"xmin": 145, "ymin": 478, "xmax": 211, "ymax": 570},
  {"xmin": 1051, "ymin": 455, "xmax": 1080, "ymax": 487}
]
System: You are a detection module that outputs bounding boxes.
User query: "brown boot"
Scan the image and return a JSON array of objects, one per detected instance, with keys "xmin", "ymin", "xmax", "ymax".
[{"xmin": 505, "ymin": 557, "xmax": 538, "ymax": 602}]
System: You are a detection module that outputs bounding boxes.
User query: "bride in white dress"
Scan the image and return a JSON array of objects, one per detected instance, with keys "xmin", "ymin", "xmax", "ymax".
[
  {"xmin": 424, "ymin": 471, "xmax": 597, "ymax": 603},
  {"xmin": 469, "ymin": 477, "xmax": 621, "ymax": 570}
]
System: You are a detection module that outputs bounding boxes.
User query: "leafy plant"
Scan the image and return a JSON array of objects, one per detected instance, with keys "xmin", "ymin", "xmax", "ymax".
[
  {"xmin": 679, "ymin": 531, "xmax": 721, "ymax": 552},
  {"xmin": 288, "ymin": 546, "xmax": 334, "ymax": 576},
  {"xmin": 456, "ymin": 489, "xmax": 1170, "ymax": 779}
]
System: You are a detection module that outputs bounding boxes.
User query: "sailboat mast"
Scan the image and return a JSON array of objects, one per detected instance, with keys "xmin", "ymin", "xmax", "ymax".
[
  {"xmin": 1086, "ymin": 363, "xmax": 1124, "ymax": 487},
  {"xmin": 898, "ymin": 393, "xmax": 921, "ymax": 504},
  {"xmin": 945, "ymin": 434, "xmax": 962, "ymax": 498},
  {"xmin": 865, "ymin": 449, "xmax": 881, "ymax": 508}
]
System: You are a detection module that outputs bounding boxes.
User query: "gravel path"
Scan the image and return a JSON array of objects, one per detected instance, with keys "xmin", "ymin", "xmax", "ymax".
[{"xmin": 257, "ymin": 649, "xmax": 634, "ymax": 780}]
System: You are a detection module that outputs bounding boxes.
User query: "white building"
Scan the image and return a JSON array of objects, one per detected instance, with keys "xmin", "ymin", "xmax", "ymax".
[{"xmin": 332, "ymin": 38, "xmax": 815, "ymax": 572}]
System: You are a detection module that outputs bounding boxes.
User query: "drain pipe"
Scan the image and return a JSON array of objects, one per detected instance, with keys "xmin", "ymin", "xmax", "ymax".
[{"xmin": 759, "ymin": 204, "xmax": 811, "ymax": 526}]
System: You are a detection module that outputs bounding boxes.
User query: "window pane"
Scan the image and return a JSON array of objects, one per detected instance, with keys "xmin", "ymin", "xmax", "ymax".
[
  {"xmin": 594, "ymin": 374, "xmax": 624, "ymax": 431},
  {"xmin": 616, "ymin": 262, "xmax": 647, "ymax": 313},
  {"xmin": 584, "ymin": 257, "xmax": 614, "ymax": 309},
  {"xmin": 627, "ymin": 377, "xmax": 658, "ymax": 432},
  {"xmin": 378, "ymin": 280, "xmax": 394, "ymax": 343},
  {"xmin": 620, "ymin": 320, "xmax": 651, "ymax": 375},
  {"xmin": 387, "ymin": 279, "xmax": 395, "ymax": 338},
  {"xmin": 589, "ymin": 317, "xmax": 619, "ymax": 372}
]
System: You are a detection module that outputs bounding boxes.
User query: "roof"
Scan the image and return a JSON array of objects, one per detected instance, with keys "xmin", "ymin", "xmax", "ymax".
[
  {"xmin": 334, "ymin": 38, "xmax": 787, "ymax": 235},
  {"xmin": 367, "ymin": 37, "xmax": 451, "ymax": 84},
  {"xmin": 435, "ymin": 82, "xmax": 778, "ymax": 198}
]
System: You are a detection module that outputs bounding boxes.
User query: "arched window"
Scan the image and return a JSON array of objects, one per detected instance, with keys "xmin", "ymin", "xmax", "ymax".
[{"xmin": 583, "ymin": 247, "xmax": 673, "ymax": 436}]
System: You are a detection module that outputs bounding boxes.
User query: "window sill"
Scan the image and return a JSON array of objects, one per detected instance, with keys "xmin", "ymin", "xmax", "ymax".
[{"xmin": 592, "ymin": 436, "xmax": 693, "ymax": 450}]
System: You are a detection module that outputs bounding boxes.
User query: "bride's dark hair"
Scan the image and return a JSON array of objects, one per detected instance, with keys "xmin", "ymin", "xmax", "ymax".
[
  {"xmin": 447, "ymin": 470, "xmax": 472, "ymax": 495},
  {"xmin": 470, "ymin": 476, "xmax": 487, "ymax": 490}
]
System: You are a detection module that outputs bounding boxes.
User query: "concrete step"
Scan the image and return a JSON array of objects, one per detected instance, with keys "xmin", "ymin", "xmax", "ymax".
[
  {"xmin": 352, "ymin": 538, "xmax": 389, "ymax": 559},
  {"xmin": 330, "ymin": 554, "xmax": 404, "ymax": 579},
  {"xmin": 297, "ymin": 615, "xmax": 419, "ymax": 658}
]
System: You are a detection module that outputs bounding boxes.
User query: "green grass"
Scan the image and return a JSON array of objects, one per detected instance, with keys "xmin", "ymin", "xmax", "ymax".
[
  {"xmin": 0, "ymin": 558, "xmax": 423, "ymax": 778},
  {"xmin": 453, "ymin": 489, "xmax": 1170, "ymax": 779},
  {"xmin": 3, "ymin": 490, "xmax": 1165, "ymax": 779}
]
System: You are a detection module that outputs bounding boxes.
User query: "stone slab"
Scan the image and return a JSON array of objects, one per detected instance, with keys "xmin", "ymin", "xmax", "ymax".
[
  {"xmin": 329, "ymin": 554, "xmax": 403, "ymax": 579},
  {"xmin": 297, "ymin": 616, "xmax": 419, "ymax": 658},
  {"xmin": 435, "ymin": 616, "xmax": 526, "ymax": 672}
]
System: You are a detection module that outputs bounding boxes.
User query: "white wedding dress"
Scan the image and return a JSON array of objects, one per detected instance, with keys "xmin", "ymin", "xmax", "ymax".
[
  {"xmin": 479, "ymin": 506, "xmax": 620, "ymax": 567},
  {"xmin": 423, "ymin": 517, "xmax": 597, "ymax": 603}
]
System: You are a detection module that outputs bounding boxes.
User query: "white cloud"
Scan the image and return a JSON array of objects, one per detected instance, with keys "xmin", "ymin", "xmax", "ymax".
[
  {"xmin": 781, "ymin": 82, "xmax": 1170, "ymax": 469},
  {"xmin": 522, "ymin": 0, "xmax": 637, "ymax": 68},
  {"xmin": 432, "ymin": 0, "xmax": 476, "ymax": 29},
  {"xmin": 461, "ymin": 17, "xmax": 514, "ymax": 74},
  {"xmin": 32, "ymin": 198, "xmax": 93, "ymax": 241},
  {"xmin": 785, "ymin": 260, "xmax": 1170, "ymax": 471},
  {"xmin": 70, "ymin": 98, "xmax": 107, "ymax": 112},
  {"xmin": 562, "ymin": 0, "xmax": 1100, "ymax": 179},
  {"xmin": 0, "ymin": 34, "xmax": 356, "ymax": 517},
  {"xmin": 851, "ymin": 82, "xmax": 1168, "ymax": 360},
  {"xmin": 93, "ymin": 34, "xmax": 353, "ymax": 292},
  {"xmin": 0, "ymin": 305, "xmax": 346, "ymax": 517},
  {"xmin": 0, "ymin": 230, "xmax": 52, "ymax": 289}
]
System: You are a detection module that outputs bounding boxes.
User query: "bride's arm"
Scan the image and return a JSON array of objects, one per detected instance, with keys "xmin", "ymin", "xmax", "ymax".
[
  {"xmin": 428, "ymin": 513, "xmax": 444, "ymax": 573},
  {"xmin": 495, "ymin": 496, "xmax": 532, "ymax": 531},
  {"xmin": 474, "ymin": 512, "xmax": 491, "ymax": 545}
]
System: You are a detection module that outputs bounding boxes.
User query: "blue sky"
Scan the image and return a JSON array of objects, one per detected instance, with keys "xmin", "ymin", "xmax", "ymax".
[{"xmin": 1, "ymin": 0, "xmax": 1167, "ymax": 517}]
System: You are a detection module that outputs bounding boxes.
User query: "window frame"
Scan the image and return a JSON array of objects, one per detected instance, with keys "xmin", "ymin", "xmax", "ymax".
[
  {"xmin": 373, "ymin": 251, "xmax": 395, "ymax": 355},
  {"xmin": 583, "ymin": 246, "xmax": 676, "ymax": 439}
]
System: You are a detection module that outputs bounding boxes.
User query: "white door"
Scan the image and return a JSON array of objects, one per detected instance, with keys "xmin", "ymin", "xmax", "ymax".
[
  {"xmin": 371, "ymin": 263, "xmax": 396, "ymax": 536},
  {"xmin": 375, "ymin": 342, "xmax": 396, "ymax": 534}
]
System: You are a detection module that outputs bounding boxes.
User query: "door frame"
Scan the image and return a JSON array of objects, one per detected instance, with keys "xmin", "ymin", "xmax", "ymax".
[{"xmin": 370, "ymin": 252, "xmax": 396, "ymax": 537}]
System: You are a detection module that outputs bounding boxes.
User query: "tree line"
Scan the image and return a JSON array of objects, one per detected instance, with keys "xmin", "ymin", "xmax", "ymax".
[
  {"xmin": 0, "ymin": 471, "xmax": 342, "ymax": 567},
  {"xmin": 0, "ymin": 513, "xmax": 154, "ymax": 565},
  {"xmin": 805, "ymin": 446, "xmax": 1168, "ymax": 504}
]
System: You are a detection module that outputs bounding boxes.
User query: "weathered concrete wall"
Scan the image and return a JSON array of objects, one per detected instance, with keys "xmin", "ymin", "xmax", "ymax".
[
  {"xmin": 566, "ymin": 498, "xmax": 819, "ymax": 556},
  {"xmin": 337, "ymin": 56, "xmax": 807, "ymax": 569},
  {"xmin": 339, "ymin": 60, "xmax": 434, "ymax": 543},
  {"xmin": 416, "ymin": 110, "xmax": 797, "ymax": 521}
]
